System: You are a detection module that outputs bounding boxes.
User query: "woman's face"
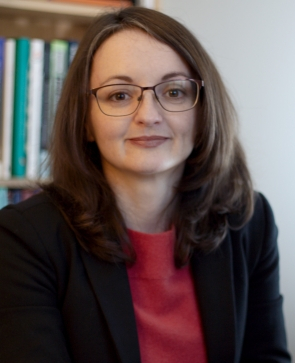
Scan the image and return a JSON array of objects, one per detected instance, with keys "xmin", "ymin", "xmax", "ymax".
[{"xmin": 87, "ymin": 29, "xmax": 197, "ymax": 181}]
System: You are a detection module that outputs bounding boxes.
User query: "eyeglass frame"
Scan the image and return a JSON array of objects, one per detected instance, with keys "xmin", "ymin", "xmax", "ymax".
[{"xmin": 88, "ymin": 78, "xmax": 204, "ymax": 117}]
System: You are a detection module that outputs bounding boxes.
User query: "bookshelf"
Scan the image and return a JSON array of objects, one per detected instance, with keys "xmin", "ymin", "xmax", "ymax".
[
  {"xmin": 0, "ymin": 1, "xmax": 134, "ymax": 194},
  {"xmin": 0, "ymin": 0, "xmax": 127, "ymax": 41},
  {"xmin": 0, "ymin": 178, "xmax": 49, "ymax": 189}
]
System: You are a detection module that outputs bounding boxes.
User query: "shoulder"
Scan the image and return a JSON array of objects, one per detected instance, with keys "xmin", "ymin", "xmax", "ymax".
[
  {"xmin": 0, "ymin": 191, "xmax": 76, "ymax": 262},
  {"xmin": 229, "ymin": 191, "xmax": 276, "ymax": 241},
  {"xmin": 229, "ymin": 192, "xmax": 279, "ymax": 277},
  {"xmin": 229, "ymin": 191, "xmax": 275, "ymax": 236},
  {"xmin": 1, "ymin": 191, "xmax": 60, "ymax": 217},
  {"xmin": 246, "ymin": 191, "xmax": 275, "ymax": 234},
  {"xmin": 0, "ymin": 191, "xmax": 66, "ymax": 231}
]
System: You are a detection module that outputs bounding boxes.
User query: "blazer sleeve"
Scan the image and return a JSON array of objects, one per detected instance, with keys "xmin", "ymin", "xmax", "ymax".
[
  {"xmin": 0, "ymin": 203, "xmax": 73, "ymax": 363},
  {"xmin": 240, "ymin": 193, "xmax": 291, "ymax": 362}
]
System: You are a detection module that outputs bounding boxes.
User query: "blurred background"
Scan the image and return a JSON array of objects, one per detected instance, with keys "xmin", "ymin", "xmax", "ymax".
[{"xmin": 159, "ymin": 0, "xmax": 295, "ymax": 358}]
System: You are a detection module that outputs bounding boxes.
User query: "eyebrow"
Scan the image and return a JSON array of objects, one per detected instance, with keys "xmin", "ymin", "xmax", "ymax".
[
  {"xmin": 101, "ymin": 75, "xmax": 133, "ymax": 85},
  {"xmin": 99, "ymin": 72, "xmax": 191, "ymax": 86},
  {"xmin": 161, "ymin": 72, "xmax": 191, "ymax": 81}
]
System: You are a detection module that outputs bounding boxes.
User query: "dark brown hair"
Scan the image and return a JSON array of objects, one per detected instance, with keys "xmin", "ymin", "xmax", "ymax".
[{"xmin": 43, "ymin": 6, "xmax": 253, "ymax": 266}]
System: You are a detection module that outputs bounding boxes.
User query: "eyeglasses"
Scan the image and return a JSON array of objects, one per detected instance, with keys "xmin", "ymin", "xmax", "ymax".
[{"xmin": 88, "ymin": 79, "xmax": 204, "ymax": 117}]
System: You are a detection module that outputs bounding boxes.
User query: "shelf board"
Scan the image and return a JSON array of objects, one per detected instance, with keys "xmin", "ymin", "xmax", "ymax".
[
  {"xmin": 0, "ymin": 178, "xmax": 50, "ymax": 189},
  {"xmin": 0, "ymin": 0, "xmax": 119, "ymax": 23}
]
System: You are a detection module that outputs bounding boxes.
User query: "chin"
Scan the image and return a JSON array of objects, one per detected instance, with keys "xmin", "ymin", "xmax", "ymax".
[{"xmin": 129, "ymin": 162, "xmax": 184, "ymax": 178}]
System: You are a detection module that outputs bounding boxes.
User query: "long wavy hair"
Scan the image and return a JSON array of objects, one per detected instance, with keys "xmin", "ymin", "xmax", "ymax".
[{"xmin": 43, "ymin": 6, "xmax": 254, "ymax": 267}]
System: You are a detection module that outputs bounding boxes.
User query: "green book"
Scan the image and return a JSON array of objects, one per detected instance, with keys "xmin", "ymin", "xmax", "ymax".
[{"xmin": 12, "ymin": 38, "xmax": 30, "ymax": 177}]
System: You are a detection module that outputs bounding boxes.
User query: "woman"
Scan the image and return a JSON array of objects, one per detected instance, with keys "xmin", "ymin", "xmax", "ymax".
[{"xmin": 0, "ymin": 7, "xmax": 291, "ymax": 363}]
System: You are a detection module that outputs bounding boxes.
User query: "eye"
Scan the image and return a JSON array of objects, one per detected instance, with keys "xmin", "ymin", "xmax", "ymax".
[
  {"xmin": 168, "ymin": 89, "xmax": 183, "ymax": 98},
  {"xmin": 163, "ymin": 87, "xmax": 186, "ymax": 99},
  {"xmin": 109, "ymin": 92, "xmax": 130, "ymax": 101}
]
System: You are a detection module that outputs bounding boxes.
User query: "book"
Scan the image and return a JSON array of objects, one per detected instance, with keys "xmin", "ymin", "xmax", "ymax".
[
  {"xmin": 0, "ymin": 37, "xmax": 5, "ymax": 177},
  {"xmin": 40, "ymin": 39, "xmax": 69, "ymax": 177},
  {"xmin": 8, "ymin": 188, "xmax": 22, "ymax": 204},
  {"xmin": 0, "ymin": 187, "xmax": 8, "ymax": 209},
  {"xmin": 26, "ymin": 39, "xmax": 45, "ymax": 179},
  {"xmin": 48, "ymin": 39, "xmax": 69, "ymax": 137},
  {"xmin": 137, "ymin": 0, "xmax": 155, "ymax": 8},
  {"xmin": 40, "ymin": 41, "xmax": 50, "ymax": 178},
  {"xmin": 0, "ymin": 187, "xmax": 39, "ymax": 208},
  {"xmin": 12, "ymin": 38, "xmax": 30, "ymax": 177},
  {"xmin": 1, "ymin": 39, "xmax": 16, "ymax": 180},
  {"xmin": 68, "ymin": 40, "xmax": 79, "ymax": 67}
]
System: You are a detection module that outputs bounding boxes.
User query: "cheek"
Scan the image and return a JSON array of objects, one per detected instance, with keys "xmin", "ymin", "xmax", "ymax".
[
  {"xmin": 86, "ymin": 115, "xmax": 126, "ymax": 157},
  {"xmin": 180, "ymin": 111, "xmax": 197, "ymax": 146},
  {"xmin": 88, "ymin": 125, "xmax": 108, "ymax": 150},
  {"xmin": 86, "ymin": 104, "xmax": 114, "ymax": 145}
]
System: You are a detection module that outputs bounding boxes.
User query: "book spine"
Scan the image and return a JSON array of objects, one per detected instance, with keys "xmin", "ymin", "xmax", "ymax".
[
  {"xmin": 26, "ymin": 39, "xmax": 45, "ymax": 179},
  {"xmin": 12, "ymin": 38, "xmax": 30, "ymax": 177},
  {"xmin": 0, "ymin": 187, "xmax": 8, "ymax": 209},
  {"xmin": 0, "ymin": 37, "xmax": 5, "ymax": 178},
  {"xmin": 1, "ymin": 39, "xmax": 16, "ymax": 180},
  {"xmin": 48, "ymin": 39, "xmax": 69, "ymax": 140},
  {"xmin": 40, "ymin": 41, "xmax": 51, "ymax": 178},
  {"xmin": 40, "ymin": 40, "xmax": 68, "ymax": 178},
  {"xmin": 137, "ymin": 0, "xmax": 155, "ymax": 8},
  {"xmin": 9, "ymin": 188, "xmax": 22, "ymax": 204},
  {"xmin": 68, "ymin": 40, "xmax": 79, "ymax": 67}
]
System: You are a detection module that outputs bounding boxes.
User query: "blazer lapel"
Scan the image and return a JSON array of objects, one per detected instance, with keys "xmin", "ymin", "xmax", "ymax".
[
  {"xmin": 80, "ymin": 235, "xmax": 236, "ymax": 363},
  {"xmin": 191, "ymin": 235, "xmax": 236, "ymax": 363},
  {"xmin": 80, "ymin": 249, "xmax": 141, "ymax": 363}
]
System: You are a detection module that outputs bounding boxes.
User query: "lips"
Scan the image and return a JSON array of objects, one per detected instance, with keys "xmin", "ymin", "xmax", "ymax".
[{"xmin": 128, "ymin": 135, "xmax": 169, "ymax": 148}]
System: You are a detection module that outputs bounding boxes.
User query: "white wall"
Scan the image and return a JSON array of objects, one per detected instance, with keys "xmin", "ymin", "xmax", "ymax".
[{"xmin": 160, "ymin": 0, "xmax": 295, "ymax": 358}]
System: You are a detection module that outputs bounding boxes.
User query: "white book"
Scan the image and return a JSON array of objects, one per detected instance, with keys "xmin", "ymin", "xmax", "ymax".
[
  {"xmin": 0, "ymin": 37, "xmax": 4, "ymax": 178},
  {"xmin": 26, "ymin": 39, "xmax": 45, "ymax": 179},
  {"xmin": 138, "ymin": 0, "xmax": 155, "ymax": 8},
  {"xmin": 1, "ymin": 38, "xmax": 16, "ymax": 180}
]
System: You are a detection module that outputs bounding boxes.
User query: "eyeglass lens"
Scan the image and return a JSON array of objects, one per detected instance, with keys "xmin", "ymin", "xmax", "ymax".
[{"xmin": 94, "ymin": 80, "xmax": 199, "ymax": 116}]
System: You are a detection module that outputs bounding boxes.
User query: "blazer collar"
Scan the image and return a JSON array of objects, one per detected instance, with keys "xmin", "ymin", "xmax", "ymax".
[
  {"xmin": 81, "ymin": 249, "xmax": 141, "ymax": 363},
  {"xmin": 191, "ymin": 234, "xmax": 236, "ymax": 363}
]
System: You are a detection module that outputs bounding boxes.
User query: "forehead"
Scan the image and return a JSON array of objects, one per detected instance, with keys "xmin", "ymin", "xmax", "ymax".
[{"xmin": 90, "ymin": 29, "xmax": 191, "ymax": 85}]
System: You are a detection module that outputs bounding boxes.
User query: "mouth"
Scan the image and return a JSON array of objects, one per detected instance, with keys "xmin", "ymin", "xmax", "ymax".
[{"xmin": 128, "ymin": 135, "xmax": 169, "ymax": 148}]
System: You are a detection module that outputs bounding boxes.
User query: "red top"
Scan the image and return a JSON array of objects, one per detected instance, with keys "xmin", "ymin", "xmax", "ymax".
[{"xmin": 127, "ymin": 228, "xmax": 207, "ymax": 363}]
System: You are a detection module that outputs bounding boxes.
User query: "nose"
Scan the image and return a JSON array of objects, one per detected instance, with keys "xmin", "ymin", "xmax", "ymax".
[{"xmin": 133, "ymin": 90, "xmax": 163, "ymax": 126}]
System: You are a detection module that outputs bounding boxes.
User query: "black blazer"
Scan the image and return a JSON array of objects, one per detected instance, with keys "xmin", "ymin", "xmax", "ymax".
[{"xmin": 0, "ymin": 192, "xmax": 291, "ymax": 363}]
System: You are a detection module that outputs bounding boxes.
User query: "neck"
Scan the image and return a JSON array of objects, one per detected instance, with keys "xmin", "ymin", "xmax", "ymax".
[{"xmin": 104, "ymin": 169, "xmax": 181, "ymax": 234}]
